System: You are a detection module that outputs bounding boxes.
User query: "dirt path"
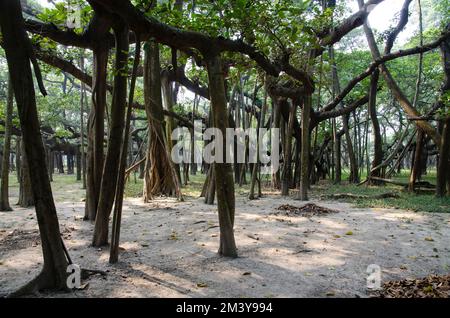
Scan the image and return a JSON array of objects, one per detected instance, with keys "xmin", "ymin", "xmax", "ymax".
[{"xmin": 1, "ymin": 179, "xmax": 449, "ymax": 297}]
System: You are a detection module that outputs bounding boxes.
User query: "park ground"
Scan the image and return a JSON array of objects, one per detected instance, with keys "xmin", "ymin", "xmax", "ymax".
[{"xmin": 0, "ymin": 172, "xmax": 449, "ymax": 297}]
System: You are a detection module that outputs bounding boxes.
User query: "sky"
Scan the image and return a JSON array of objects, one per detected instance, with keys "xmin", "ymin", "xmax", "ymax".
[
  {"xmin": 36, "ymin": 0, "xmax": 418, "ymax": 42},
  {"xmin": 348, "ymin": 0, "xmax": 417, "ymax": 44}
]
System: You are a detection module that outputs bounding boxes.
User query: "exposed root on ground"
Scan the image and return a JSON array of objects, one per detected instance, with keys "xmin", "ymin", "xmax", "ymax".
[
  {"xmin": 273, "ymin": 203, "xmax": 338, "ymax": 217},
  {"xmin": 321, "ymin": 192, "xmax": 399, "ymax": 200}
]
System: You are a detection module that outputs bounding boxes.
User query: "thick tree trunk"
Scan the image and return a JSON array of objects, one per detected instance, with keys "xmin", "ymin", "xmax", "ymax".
[
  {"xmin": 143, "ymin": 41, "xmax": 181, "ymax": 201},
  {"xmin": 191, "ymin": 94, "xmax": 198, "ymax": 175},
  {"xmin": 85, "ymin": 46, "xmax": 108, "ymax": 221},
  {"xmin": 281, "ymin": 101, "xmax": 296, "ymax": 196},
  {"xmin": 298, "ymin": 95, "xmax": 311, "ymax": 200},
  {"xmin": 18, "ymin": 140, "xmax": 34, "ymax": 207},
  {"xmin": 161, "ymin": 72, "xmax": 182, "ymax": 185},
  {"xmin": 0, "ymin": 76, "xmax": 14, "ymax": 211},
  {"xmin": 205, "ymin": 167, "xmax": 216, "ymax": 204},
  {"xmin": 436, "ymin": 119, "xmax": 450, "ymax": 197},
  {"xmin": 205, "ymin": 54, "xmax": 237, "ymax": 258},
  {"xmin": 76, "ymin": 149, "xmax": 82, "ymax": 181},
  {"xmin": 409, "ymin": 130, "xmax": 424, "ymax": 192},
  {"xmin": 368, "ymin": 69, "xmax": 384, "ymax": 183},
  {"xmin": 67, "ymin": 154, "xmax": 74, "ymax": 175},
  {"xmin": 333, "ymin": 119, "xmax": 341, "ymax": 183},
  {"xmin": 343, "ymin": 114, "xmax": 359, "ymax": 183},
  {"xmin": 110, "ymin": 35, "xmax": 141, "ymax": 263},
  {"xmin": 0, "ymin": 0, "xmax": 69, "ymax": 295},
  {"xmin": 15, "ymin": 137, "xmax": 21, "ymax": 183},
  {"xmin": 271, "ymin": 98, "xmax": 281, "ymax": 189},
  {"xmin": 249, "ymin": 81, "xmax": 268, "ymax": 200},
  {"xmin": 80, "ymin": 54, "xmax": 87, "ymax": 189},
  {"xmin": 93, "ymin": 22, "xmax": 129, "ymax": 247},
  {"xmin": 436, "ymin": 24, "xmax": 450, "ymax": 197}
]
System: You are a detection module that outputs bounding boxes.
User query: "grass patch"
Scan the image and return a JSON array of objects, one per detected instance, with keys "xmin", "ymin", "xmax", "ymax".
[{"xmin": 314, "ymin": 182, "xmax": 450, "ymax": 213}]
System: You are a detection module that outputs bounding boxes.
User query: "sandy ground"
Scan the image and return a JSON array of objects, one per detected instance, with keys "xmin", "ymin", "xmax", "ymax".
[{"xmin": 1, "ymin": 179, "xmax": 450, "ymax": 298}]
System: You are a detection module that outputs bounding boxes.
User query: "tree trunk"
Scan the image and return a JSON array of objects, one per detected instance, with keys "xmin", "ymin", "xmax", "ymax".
[
  {"xmin": 249, "ymin": 80, "xmax": 268, "ymax": 200},
  {"xmin": 205, "ymin": 53, "xmax": 237, "ymax": 258},
  {"xmin": 271, "ymin": 98, "xmax": 281, "ymax": 189},
  {"xmin": 76, "ymin": 149, "xmax": 82, "ymax": 181},
  {"xmin": 298, "ymin": 94, "xmax": 311, "ymax": 200},
  {"xmin": 359, "ymin": 0, "xmax": 441, "ymax": 147},
  {"xmin": 80, "ymin": 54, "xmax": 87, "ymax": 189},
  {"xmin": 436, "ymin": 24, "xmax": 450, "ymax": 197},
  {"xmin": 281, "ymin": 101, "xmax": 296, "ymax": 196},
  {"xmin": 143, "ymin": 41, "xmax": 181, "ymax": 201},
  {"xmin": 368, "ymin": 69, "xmax": 384, "ymax": 184},
  {"xmin": 436, "ymin": 117, "xmax": 450, "ymax": 197},
  {"xmin": 18, "ymin": 140, "xmax": 34, "ymax": 207},
  {"xmin": 93, "ymin": 21, "xmax": 129, "ymax": 247},
  {"xmin": 343, "ymin": 114, "xmax": 359, "ymax": 183},
  {"xmin": 110, "ymin": 35, "xmax": 141, "ymax": 263},
  {"xmin": 409, "ymin": 130, "xmax": 424, "ymax": 192},
  {"xmin": 0, "ymin": 76, "xmax": 14, "ymax": 211},
  {"xmin": 85, "ymin": 46, "xmax": 108, "ymax": 221},
  {"xmin": 0, "ymin": 0, "xmax": 69, "ymax": 295}
]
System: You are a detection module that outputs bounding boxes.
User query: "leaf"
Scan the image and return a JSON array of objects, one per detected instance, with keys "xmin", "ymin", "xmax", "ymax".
[
  {"xmin": 197, "ymin": 282, "xmax": 208, "ymax": 288},
  {"xmin": 424, "ymin": 237, "xmax": 434, "ymax": 242},
  {"xmin": 345, "ymin": 231, "xmax": 353, "ymax": 235}
]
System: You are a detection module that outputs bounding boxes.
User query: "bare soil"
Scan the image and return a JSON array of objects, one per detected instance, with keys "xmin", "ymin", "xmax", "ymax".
[{"xmin": 1, "ymin": 179, "xmax": 449, "ymax": 298}]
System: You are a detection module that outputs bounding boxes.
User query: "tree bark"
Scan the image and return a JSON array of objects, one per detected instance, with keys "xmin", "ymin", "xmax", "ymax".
[
  {"xmin": 18, "ymin": 140, "xmax": 34, "ymax": 207},
  {"xmin": 205, "ymin": 53, "xmax": 237, "ymax": 258},
  {"xmin": 110, "ymin": 35, "xmax": 141, "ymax": 263},
  {"xmin": 368, "ymin": 69, "xmax": 384, "ymax": 183},
  {"xmin": 281, "ymin": 101, "xmax": 296, "ymax": 196},
  {"xmin": 93, "ymin": 21, "xmax": 129, "ymax": 247},
  {"xmin": 249, "ymin": 80, "xmax": 268, "ymax": 200},
  {"xmin": 298, "ymin": 94, "xmax": 311, "ymax": 200},
  {"xmin": 436, "ymin": 23, "xmax": 450, "ymax": 197},
  {"xmin": 142, "ymin": 40, "xmax": 181, "ymax": 201},
  {"xmin": 80, "ymin": 54, "xmax": 87, "ymax": 189},
  {"xmin": 0, "ymin": 0, "xmax": 69, "ymax": 295},
  {"xmin": 409, "ymin": 130, "xmax": 424, "ymax": 192},
  {"xmin": 0, "ymin": 76, "xmax": 14, "ymax": 211},
  {"xmin": 85, "ymin": 46, "xmax": 108, "ymax": 221},
  {"xmin": 436, "ymin": 119, "xmax": 450, "ymax": 197}
]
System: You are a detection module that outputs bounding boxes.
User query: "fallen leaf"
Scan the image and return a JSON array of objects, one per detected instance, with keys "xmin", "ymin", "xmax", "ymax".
[
  {"xmin": 424, "ymin": 237, "xmax": 434, "ymax": 242},
  {"xmin": 345, "ymin": 231, "xmax": 353, "ymax": 236},
  {"xmin": 197, "ymin": 283, "xmax": 208, "ymax": 288}
]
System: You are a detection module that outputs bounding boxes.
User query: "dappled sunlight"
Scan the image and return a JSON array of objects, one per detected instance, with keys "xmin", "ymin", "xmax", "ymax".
[{"xmin": 1, "ymin": 174, "xmax": 450, "ymax": 298}]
